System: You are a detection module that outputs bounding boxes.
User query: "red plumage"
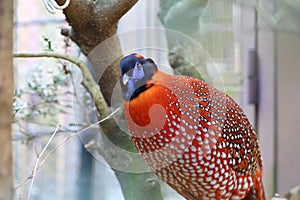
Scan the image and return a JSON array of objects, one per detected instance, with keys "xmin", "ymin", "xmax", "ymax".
[{"xmin": 121, "ymin": 54, "xmax": 265, "ymax": 200}]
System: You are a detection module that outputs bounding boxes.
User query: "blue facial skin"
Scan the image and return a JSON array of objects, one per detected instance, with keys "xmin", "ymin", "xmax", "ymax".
[
  {"xmin": 132, "ymin": 62, "xmax": 144, "ymax": 80},
  {"xmin": 120, "ymin": 53, "xmax": 144, "ymax": 76},
  {"xmin": 120, "ymin": 54, "xmax": 157, "ymax": 101}
]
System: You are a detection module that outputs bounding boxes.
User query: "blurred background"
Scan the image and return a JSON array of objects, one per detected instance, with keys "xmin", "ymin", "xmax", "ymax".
[{"xmin": 13, "ymin": 0, "xmax": 300, "ymax": 199}]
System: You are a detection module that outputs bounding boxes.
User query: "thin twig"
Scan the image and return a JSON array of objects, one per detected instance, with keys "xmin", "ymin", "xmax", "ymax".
[
  {"xmin": 38, "ymin": 107, "xmax": 121, "ymax": 167},
  {"xmin": 14, "ymin": 107, "xmax": 121, "ymax": 192},
  {"xmin": 27, "ymin": 124, "xmax": 60, "ymax": 200},
  {"xmin": 14, "ymin": 176, "xmax": 32, "ymax": 191}
]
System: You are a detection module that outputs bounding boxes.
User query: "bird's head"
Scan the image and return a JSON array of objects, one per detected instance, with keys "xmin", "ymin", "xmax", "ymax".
[{"xmin": 120, "ymin": 53, "xmax": 158, "ymax": 101}]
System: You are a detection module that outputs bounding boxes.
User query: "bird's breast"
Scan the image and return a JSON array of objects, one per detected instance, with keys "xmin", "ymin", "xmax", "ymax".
[{"xmin": 123, "ymin": 83, "xmax": 180, "ymax": 138}]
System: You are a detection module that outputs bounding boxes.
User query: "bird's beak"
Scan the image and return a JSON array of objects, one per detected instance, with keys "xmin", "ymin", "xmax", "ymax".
[{"xmin": 122, "ymin": 73, "xmax": 131, "ymax": 85}]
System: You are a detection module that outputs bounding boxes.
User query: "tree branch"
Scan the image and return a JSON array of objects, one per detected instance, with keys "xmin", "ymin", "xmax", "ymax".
[
  {"xmin": 14, "ymin": 52, "xmax": 109, "ymax": 116},
  {"xmin": 55, "ymin": 0, "xmax": 138, "ymax": 55},
  {"xmin": 101, "ymin": 0, "xmax": 139, "ymax": 22}
]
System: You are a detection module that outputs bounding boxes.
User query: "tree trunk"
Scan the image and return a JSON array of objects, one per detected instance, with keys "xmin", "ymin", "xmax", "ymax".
[
  {"xmin": 0, "ymin": 1, "xmax": 14, "ymax": 200},
  {"xmin": 55, "ymin": 0, "xmax": 165, "ymax": 199}
]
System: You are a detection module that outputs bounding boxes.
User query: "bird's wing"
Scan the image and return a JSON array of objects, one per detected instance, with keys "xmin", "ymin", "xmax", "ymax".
[{"xmin": 187, "ymin": 77, "xmax": 263, "ymax": 174}]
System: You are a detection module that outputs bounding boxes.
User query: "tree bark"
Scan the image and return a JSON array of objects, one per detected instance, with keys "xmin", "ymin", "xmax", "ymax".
[
  {"xmin": 55, "ymin": 0, "xmax": 164, "ymax": 199},
  {"xmin": 0, "ymin": 1, "xmax": 14, "ymax": 200},
  {"xmin": 57, "ymin": 0, "xmax": 138, "ymax": 104}
]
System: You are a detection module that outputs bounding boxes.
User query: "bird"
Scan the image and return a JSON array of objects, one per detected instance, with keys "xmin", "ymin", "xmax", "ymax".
[{"xmin": 119, "ymin": 53, "xmax": 265, "ymax": 200}]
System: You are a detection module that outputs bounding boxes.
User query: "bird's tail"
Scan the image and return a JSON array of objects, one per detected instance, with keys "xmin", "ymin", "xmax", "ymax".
[{"xmin": 242, "ymin": 168, "xmax": 266, "ymax": 200}]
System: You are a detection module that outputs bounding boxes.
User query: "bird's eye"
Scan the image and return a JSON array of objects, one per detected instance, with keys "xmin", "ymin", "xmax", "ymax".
[
  {"xmin": 135, "ymin": 62, "xmax": 142, "ymax": 69},
  {"xmin": 122, "ymin": 73, "xmax": 131, "ymax": 85}
]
